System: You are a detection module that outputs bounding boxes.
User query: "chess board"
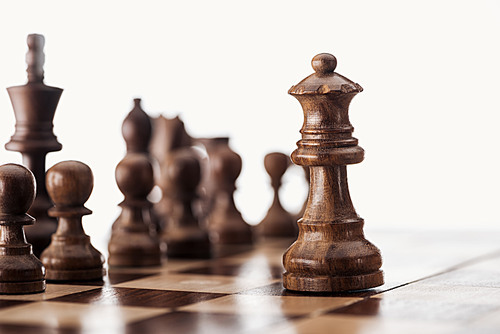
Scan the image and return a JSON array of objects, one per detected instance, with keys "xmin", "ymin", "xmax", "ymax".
[{"xmin": 0, "ymin": 229, "xmax": 499, "ymax": 334}]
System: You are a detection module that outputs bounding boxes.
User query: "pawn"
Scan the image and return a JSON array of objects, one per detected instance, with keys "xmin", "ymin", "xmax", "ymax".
[
  {"xmin": 0, "ymin": 164, "xmax": 45, "ymax": 294},
  {"xmin": 160, "ymin": 149, "xmax": 211, "ymax": 258},
  {"xmin": 108, "ymin": 154, "xmax": 161, "ymax": 267},
  {"xmin": 206, "ymin": 139, "xmax": 252, "ymax": 244},
  {"xmin": 256, "ymin": 153, "xmax": 297, "ymax": 238},
  {"xmin": 40, "ymin": 161, "xmax": 105, "ymax": 281}
]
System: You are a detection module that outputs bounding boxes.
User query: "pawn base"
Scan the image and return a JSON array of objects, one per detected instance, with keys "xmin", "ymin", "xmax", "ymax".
[
  {"xmin": 45, "ymin": 267, "xmax": 106, "ymax": 281},
  {"xmin": 0, "ymin": 280, "xmax": 45, "ymax": 294},
  {"xmin": 108, "ymin": 254, "xmax": 161, "ymax": 267},
  {"xmin": 283, "ymin": 270, "xmax": 384, "ymax": 292}
]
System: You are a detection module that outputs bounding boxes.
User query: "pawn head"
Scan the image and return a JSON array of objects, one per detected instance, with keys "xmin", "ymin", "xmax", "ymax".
[
  {"xmin": 116, "ymin": 153, "xmax": 154, "ymax": 199},
  {"xmin": 0, "ymin": 164, "xmax": 36, "ymax": 215},
  {"xmin": 46, "ymin": 161, "xmax": 93, "ymax": 207},
  {"xmin": 165, "ymin": 149, "xmax": 201, "ymax": 192},
  {"xmin": 264, "ymin": 152, "xmax": 290, "ymax": 180}
]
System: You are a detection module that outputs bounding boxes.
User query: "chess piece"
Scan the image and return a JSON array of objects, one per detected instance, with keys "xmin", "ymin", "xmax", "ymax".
[
  {"xmin": 40, "ymin": 161, "xmax": 105, "ymax": 281},
  {"xmin": 108, "ymin": 154, "xmax": 161, "ymax": 267},
  {"xmin": 5, "ymin": 34, "xmax": 62, "ymax": 257},
  {"xmin": 295, "ymin": 167, "xmax": 310, "ymax": 222},
  {"xmin": 117, "ymin": 98, "xmax": 161, "ymax": 232},
  {"xmin": 160, "ymin": 148, "xmax": 211, "ymax": 258},
  {"xmin": 283, "ymin": 53, "xmax": 384, "ymax": 292},
  {"xmin": 256, "ymin": 152, "xmax": 297, "ymax": 238},
  {"xmin": 0, "ymin": 164, "xmax": 45, "ymax": 294},
  {"xmin": 205, "ymin": 138, "xmax": 252, "ymax": 244},
  {"xmin": 151, "ymin": 115, "xmax": 192, "ymax": 222}
]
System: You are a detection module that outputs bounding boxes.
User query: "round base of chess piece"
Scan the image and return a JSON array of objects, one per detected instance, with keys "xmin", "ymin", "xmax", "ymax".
[
  {"xmin": 256, "ymin": 205, "xmax": 297, "ymax": 238},
  {"xmin": 0, "ymin": 244, "xmax": 46, "ymax": 294},
  {"xmin": 108, "ymin": 232, "xmax": 162, "ymax": 267},
  {"xmin": 282, "ymin": 220, "xmax": 383, "ymax": 292},
  {"xmin": 41, "ymin": 233, "xmax": 106, "ymax": 281},
  {"xmin": 162, "ymin": 227, "xmax": 211, "ymax": 259},
  {"xmin": 208, "ymin": 222, "xmax": 253, "ymax": 245}
]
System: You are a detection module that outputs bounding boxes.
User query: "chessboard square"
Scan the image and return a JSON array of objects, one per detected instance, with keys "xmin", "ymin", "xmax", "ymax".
[
  {"xmin": 50, "ymin": 286, "xmax": 227, "ymax": 308},
  {"xmin": 127, "ymin": 310, "xmax": 295, "ymax": 334},
  {"xmin": 0, "ymin": 301, "xmax": 169, "ymax": 331},
  {"xmin": 179, "ymin": 294, "xmax": 361, "ymax": 316},
  {"xmin": 0, "ymin": 323, "xmax": 79, "ymax": 334},
  {"xmin": 115, "ymin": 273, "xmax": 278, "ymax": 294},
  {"xmin": 178, "ymin": 262, "xmax": 283, "ymax": 280},
  {"xmin": 0, "ymin": 284, "xmax": 97, "ymax": 301},
  {"xmin": 269, "ymin": 314, "xmax": 461, "ymax": 334},
  {"xmin": 239, "ymin": 282, "xmax": 380, "ymax": 298}
]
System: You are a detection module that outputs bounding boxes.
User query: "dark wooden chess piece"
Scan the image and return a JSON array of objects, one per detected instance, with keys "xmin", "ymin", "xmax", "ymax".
[
  {"xmin": 40, "ymin": 161, "xmax": 105, "ymax": 281},
  {"xmin": 5, "ymin": 34, "xmax": 62, "ymax": 257},
  {"xmin": 0, "ymin": 164, "xmax": 45, "ymax": 294},
  {"xmin": 256, "ymin": 152, "xmax": 297, "ymax": 238},
  {"xmin": 151, "ymin": 115, "xmax": 192, "ymax": 223},
  {"xmin": 160, "ymin": 148, "xmax": 211, "ymax": 258},
  {"xmin": 283, "ymin": 53, "xmax": 384, "ymax": 292},
  {"xmin": 108, "ymin": 154, "xmax": 161, "ymax": 267},
  {"xmin": 205, "ymin": 138, "xmax": 252, "ymax": 244},
  {"xmin": 116, "ymin": 98, "xmax": 161, "ymax": 232}
]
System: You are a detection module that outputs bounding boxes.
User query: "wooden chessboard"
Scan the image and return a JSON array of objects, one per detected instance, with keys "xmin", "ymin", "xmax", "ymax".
[{"xmin": 0, "ymin": 229, "xmax": 499, "ymax": 334}]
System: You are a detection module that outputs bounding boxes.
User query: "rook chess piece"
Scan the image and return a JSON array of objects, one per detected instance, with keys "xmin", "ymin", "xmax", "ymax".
[
  {"xmin": 108, "ymin": 154, "xmax": 161, "ymax": 267},
  {"xmin": 40, "ymin": 161, "xmax": 105, "ymax": 281},
  {"xmin": 5, "ymin": 34, "xmax": 63, "ymax": 257},
  {"xmin": 256, "ymin": 152, "xmax": 297, "ymax": 238},
  {"xmin": 0, "ymin": 164, "xmax": 45, "ymax": 294},
  {"xmin": 205, "ymin": 138, "xmax": 252, "ymax": 244},
  {"xmin": 283, "ymin": 53, "xmax": 384, "ymax": 292},
  {"xmin": 160, "ymin": 148, "xmax": 211, "ymax": 258}
]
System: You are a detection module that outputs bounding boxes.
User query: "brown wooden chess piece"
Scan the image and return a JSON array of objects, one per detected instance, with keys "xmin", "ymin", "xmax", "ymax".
[
  {"xmin": 205, "ymin": 138, "xmax": 252, "ymax": 244},
  {"xmin": 40, "ymin": 161, "xmax": 105, "ymax": 281},
  {"xmin": 0, "ymin": 164, "xmax": 45, "ymax": 294},
  {"xmin": 116, "ymin": 98, "xmax": 161, "ymax": 232},
  {"xmin": 283, "ymin": 53, "xmax": 384, "ymax": 292},
  {"xmin": 108, "ymin": 154, "xmax": 161, "ymax": 267},
  {"xmin": 256, "ymin": 152, "xmax": 297, "ymax": 238},
  {"xmin": 5, "ymin": 34, "xmax": 62, "ymax": 257},
  {"xmin": 160, "ymin": 148, "xmax": 211, "ymax": 258}
]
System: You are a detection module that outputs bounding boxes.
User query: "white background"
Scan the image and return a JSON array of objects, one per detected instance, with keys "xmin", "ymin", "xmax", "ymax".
[{"xmin": 0, "ymin": 0, "xmax": 499, "ymax": 249}]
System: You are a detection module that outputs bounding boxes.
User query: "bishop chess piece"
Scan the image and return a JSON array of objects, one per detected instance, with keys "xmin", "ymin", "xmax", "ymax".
[
  {"xmin": 283, "ymin": 53, "xmax": 384, "ymax": 292},
  {"xmin": 160, "ymin": 149, "xmax": 211, "ymax": 258},
  {"xmin": 205, "ymin": 138, "xmax": 252, "ymax": 244},
  {"xmin": 108, "ymin": 154, "xmax": 161, "ymax": 267},
  {"xmin": 117, "ymin": 98, "xmax": 161, "ymax": 232},
  {"xmin": 5, "ymin": 34, "xmax": 62, "ymax": 257},
  {"xmin": 256, "ymin": 152, "xmax": 297, "ymax": 238},
  {"xmin": 0, "ymin": 164, "xmax": 45, "ymax": 294},
  {"xmin": 40, "ymin": 161, "xmax": 105, "ymax": 281}
]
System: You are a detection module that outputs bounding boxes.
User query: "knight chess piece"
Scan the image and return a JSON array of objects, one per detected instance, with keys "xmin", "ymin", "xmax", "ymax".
[
  {"xmin": 283, "ymin": 53, "xmax": 384, "ymax": 292},
  {"xmin": 256, "ymin": 152, "xmax": 297, "ymax": 238},
  {"xmin": 40, "ymin": 161, "xmax": 105, "ymax": 281},
  {"xmin": 160, "ymin": 148, "xmax": 211, "ymax": 258},
  {"xmin": 205, "ymin": 138, "xmax": 252, "ymax": 244},
  {"xmin": 0, "ymin": 164, "xmax": 45, "ymax": 294},
  {"xmin": 5, "ymin": 34, "xmax": 62, "ymax": 257},
  {"xmin": 108, "ymin": 154, "xmax": 162, "ymax": 267}
]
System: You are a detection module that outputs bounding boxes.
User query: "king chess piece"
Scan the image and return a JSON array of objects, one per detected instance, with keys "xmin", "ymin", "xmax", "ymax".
[
  {"xmin": 5, "ymin": 34, "xmax": 62, "ymax": 257},
  {"xmin": 0, "ymin": 164, "xmax": 45, "ymax": 294},
  {"xmin": 256, "ymin": 152, "xmax": 297, "ymax": 238},
  {"xmin": 40, "ymin": 161, "xmax": 105, "ymax": 281},
  {"xmin": 283, "ymin": 53, "xmax": 384, "ymax": 292}
]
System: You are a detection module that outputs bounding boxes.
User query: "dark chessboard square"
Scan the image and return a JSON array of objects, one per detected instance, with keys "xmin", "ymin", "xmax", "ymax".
[
  {"xmin": 127, "ymin": 311, "xmax": 296, "ymax": 334},
  {"xmin": 0, "ymin": 323, "xmax": 79, "ymax": 334},
  {"xmin": 0, "ymin": 300, "xmax": 33, "ymax": 310},
  {"xmin": 239, "ymin": 282, "xmax": 380, "ymax": 298},
  {"xmin": 179, "ymin": 262, "xmax": 283, "ymax": 280},
  {"xmin": 47, "ymin": 272, "xmax": 157, "ymax": 286},
  {"xmin": 50, "ymin": 287, "xmax": 227, "ymax": 308}
]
